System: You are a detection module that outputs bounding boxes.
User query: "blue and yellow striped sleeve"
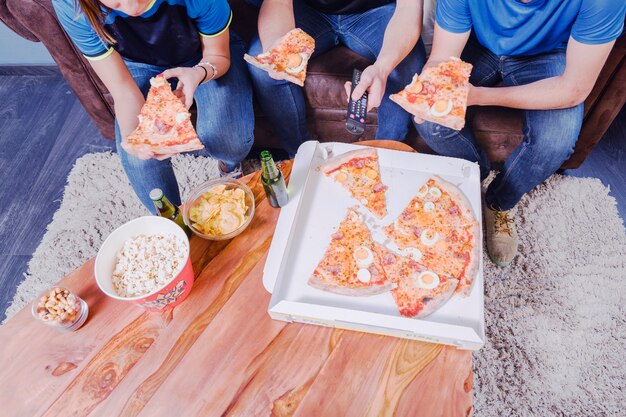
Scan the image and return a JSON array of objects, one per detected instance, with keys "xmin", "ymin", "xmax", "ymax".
[
  {"xmin": 187, "ymin": 0, "xmax": 232, "ymax": 38},
  {"xmin": 52, "ymin": 0, "xmax": 111, "ymax": 60}
]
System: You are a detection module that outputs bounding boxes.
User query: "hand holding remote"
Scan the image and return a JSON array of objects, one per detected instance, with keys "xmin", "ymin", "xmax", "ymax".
[{"xmin": 346, "ymin": 69, "xmax": 368, "ymax": 135}]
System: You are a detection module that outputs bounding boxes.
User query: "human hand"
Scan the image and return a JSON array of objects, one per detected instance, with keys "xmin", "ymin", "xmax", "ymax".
[
  {"xmin": 120, "ymin": 140, "xmax": 177, "ymax": 160},
  {"xmin": 343, "ymin": 64, "xmax": 389, "ymax": 112},
  {"xmin": 161, "ymin": 66, "xmax": 206, "ymax": 109}
]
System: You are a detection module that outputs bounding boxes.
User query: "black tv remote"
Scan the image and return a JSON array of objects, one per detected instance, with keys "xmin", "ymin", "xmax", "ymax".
[{"xmin": 346, "ymin": 69, "xmax": 368, "ymax": 135}]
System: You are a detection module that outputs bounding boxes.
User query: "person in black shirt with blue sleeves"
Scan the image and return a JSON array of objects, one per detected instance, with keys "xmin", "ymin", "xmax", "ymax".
[{"xmin": 52, "ymin": 0, "xmax": 254, "ymax": 211}]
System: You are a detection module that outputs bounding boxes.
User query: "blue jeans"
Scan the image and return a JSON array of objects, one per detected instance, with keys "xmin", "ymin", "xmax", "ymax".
[
  {"xmin": 415, "ymin": 38, "xmax": 583, "ymax": 211},
  {"xmin": 247, "ymin": 0, "xmax": 426, "ymax": 156},
  {"xmin": 115, "ymin": 33, "xmax": 254, "ymax": 212}
]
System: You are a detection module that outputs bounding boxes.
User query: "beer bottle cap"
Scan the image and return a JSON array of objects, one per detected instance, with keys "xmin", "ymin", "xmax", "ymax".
[{"xmin": 149, "ymin": 188, "xmax": 164, "ymax": 201}]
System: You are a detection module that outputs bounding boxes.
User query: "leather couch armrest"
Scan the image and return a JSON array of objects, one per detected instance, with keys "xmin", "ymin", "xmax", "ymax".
[
  {"xmin": 3, "ymin": 0, "xmax": 115, "ymax": 139},
  {"xmin": 0, "ymin": 0, "xmax": 38, "ymax": 41}
]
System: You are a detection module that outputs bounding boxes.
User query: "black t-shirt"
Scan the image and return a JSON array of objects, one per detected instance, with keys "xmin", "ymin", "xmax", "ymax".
[{"xmin": 304, "ymin": 0, "xmax": 394, "ymax": 14}]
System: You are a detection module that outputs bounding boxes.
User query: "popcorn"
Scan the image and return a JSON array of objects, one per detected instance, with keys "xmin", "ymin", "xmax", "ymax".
[{"xmin": 112, "ymin": 234, "xmax": 187, "ymax": 297}]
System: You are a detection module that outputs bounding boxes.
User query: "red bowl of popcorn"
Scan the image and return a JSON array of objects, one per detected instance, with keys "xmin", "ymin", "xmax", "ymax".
[{"xmin": 94, "ymin": 216, "xmax": 194, "ymax": 311}]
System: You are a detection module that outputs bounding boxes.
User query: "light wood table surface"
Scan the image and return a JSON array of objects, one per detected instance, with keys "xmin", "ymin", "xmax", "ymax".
[{"xmin": 0, "ymin": 140, "xmax": 473, "ymax": 417}]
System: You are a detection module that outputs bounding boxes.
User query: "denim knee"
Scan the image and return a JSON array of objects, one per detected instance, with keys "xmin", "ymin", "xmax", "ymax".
[{"xmin": 416, "ymin": 121, "xmax": 459, "ymax": 142}]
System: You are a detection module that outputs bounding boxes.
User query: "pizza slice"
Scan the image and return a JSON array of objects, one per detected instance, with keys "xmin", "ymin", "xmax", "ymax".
[
  {"xmin": 320, "ymin": 148, "xmax": 388, "ymax": 218},
  {"xmin": 390, "ymin": 57, "xmax": 472, "ymax": 130},
  {"xmin": 395, "ymin": 176, "xmax": 477, "ymax": 230},
  {"xmin": 384, "ymin": 176, "xmax": 480, "ymax": 296},
  {"xmin": 375, "ymin": 244, "xmax": 458, "ymax": 318},
  {"xmin": 308, "ymin": 208, "xmax": 395, "ymax": 296},
  {"xmin": 123, "ymin": 75, "xmax": 204, "ymax": 157},
  {"xmin": 384, "ymin": 222, "xmax": 479, "ymax": 297},
  {"xmin": 244, "ymin": 28, "xmax": 315, "ymax": 87}
]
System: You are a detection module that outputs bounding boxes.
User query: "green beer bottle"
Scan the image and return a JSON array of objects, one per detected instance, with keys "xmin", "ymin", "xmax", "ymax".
[
  {"xmin": 149, "ymin": 188, "xmax": 191, "ymax": 236},
  {"xmin": 260, "ymin": 151, "xmax": 289, "ymax": 208}
]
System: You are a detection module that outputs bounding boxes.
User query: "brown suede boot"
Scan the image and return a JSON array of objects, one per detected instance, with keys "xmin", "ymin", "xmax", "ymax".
[{"xmin": 484, "ymin": 205, "xmax": 519, "ymax": 267}]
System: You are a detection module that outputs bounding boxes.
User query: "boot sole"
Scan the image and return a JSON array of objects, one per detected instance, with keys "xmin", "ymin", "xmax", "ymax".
[{"xmin": 487, "ymin": 247, "xmax": 513, "ymax": 267}]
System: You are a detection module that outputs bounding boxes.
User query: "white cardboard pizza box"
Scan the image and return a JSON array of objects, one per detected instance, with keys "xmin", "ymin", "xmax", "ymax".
[{"xmin": 263, "ymin": 141, "xmax": 485, "ymax": 350}]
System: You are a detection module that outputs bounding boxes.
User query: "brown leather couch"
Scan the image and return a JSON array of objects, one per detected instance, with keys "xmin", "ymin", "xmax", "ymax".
[{"xmin": 2, "ymin": 0, "xmax": 625, "ymax": 168}]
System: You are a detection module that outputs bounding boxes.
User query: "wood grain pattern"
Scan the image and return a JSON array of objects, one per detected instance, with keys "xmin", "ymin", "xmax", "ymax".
[{"xmin": 0, "ymin": 142, "xmax": 473, "ymax": 417}]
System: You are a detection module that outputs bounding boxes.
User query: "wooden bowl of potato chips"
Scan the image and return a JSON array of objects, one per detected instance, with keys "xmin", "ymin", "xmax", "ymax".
[{"xmin": 182, "ymin": 178, "xmax": 255, "ymax": 240}]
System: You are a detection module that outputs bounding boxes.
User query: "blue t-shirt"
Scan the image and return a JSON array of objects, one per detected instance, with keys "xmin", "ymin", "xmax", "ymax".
[
  {"xmin": 53, "ymin": 0, "xmax": 232, "ymax": 66},
  {"xmin": 436, "ymin": 0, "xmax": 626, "ymax": 57}
]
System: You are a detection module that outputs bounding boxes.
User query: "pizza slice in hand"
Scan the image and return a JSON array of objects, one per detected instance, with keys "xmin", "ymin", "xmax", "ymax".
[
  {"xmin": 244, "ymin": 28, "xmax": 315, "ymax": 86},
  {"xmin": 123, "ymin": 75, "xmax": 204, "ymax": 159},
  {"xmin": 320, "ymin": 148, "xmax": 388, "ymax": 218},
  {"xmin": 375, "ymin": 244, "xmax": 458, "ymax": 318},
  {"xmin": 390, "ymin": 57, "xmax": 472, "ymax": 130},
  {"xmin": 308, "ymin": 208, "xmax": 395, "ymax": 296}
]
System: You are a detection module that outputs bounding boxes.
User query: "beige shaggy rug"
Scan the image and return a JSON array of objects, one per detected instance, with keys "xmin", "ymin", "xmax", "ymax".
[{"xmin": 3, "ymin": 152, "xmax": 626, "ymax": 417}]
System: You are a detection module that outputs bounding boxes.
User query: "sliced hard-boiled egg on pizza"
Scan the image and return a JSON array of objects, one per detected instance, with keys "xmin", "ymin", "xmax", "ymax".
[
  {"xmin": 416, "ymin": 183, "xmax": 429, "ymax": 198},
  {"xmin": 334, "ymin": 169, "xmax": 350, "ymax": 183},
  {"xmin": 402, "ymin": 247, "xmax": 423, "ymax": 261},
  {"xmin": 354, "ymin": 246, "xmax": 374, "ymax": 268},
  {"xmin": 430, "ymin": 99, "xmax": 453, "ymax": 117},
  {"xmin": 415, "ymin": 271, "xmax": 440, "ymax": 289},
  {"xmin": 175, "ymin": 112, "xmax": 189, "ymax": 123},
  {"xmin": 365, "ymin": 169, "xmax": 378, "ymax": 180},
  {"xmin": 428, "ymin": 186, "xmax": 442, "ymax": 200},
  {"xmin": 357, "ymin": 268, "xmax": 371, "ymax": 283},
  {"xmin": 423, "ymin": 201, "xmax": 435, "ymax": 212},
  {"xmin": 411, "ymin": 79, "xmax": 423, "ymax": 94},
  {"xmin": 285, "ymin": 52, "xmax": 308, "ymax": 74},
  {"xmin": 420, "ymin": 229, "xmax": 439, "ymax": 246}
]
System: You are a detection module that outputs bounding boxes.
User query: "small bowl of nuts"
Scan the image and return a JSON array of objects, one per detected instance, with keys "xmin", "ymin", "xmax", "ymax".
[{"xmin": 31, "ymin": 286, "xmax": 88, "ymax": 332}]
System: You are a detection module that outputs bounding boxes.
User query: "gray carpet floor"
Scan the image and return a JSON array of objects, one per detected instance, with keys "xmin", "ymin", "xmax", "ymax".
[{"xmin": 3, "ymin": 151, "xmax": 625, "ymax": 417}]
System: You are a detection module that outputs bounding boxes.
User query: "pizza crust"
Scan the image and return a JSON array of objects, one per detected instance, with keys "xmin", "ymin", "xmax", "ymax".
[
  {"xmin": 456, "ymin": 220, "xmax": 481, "ymax": 297},
  {"xmin": 429, "ymin": 175, "xmax": 478, "ymax": 226},
  {"xmin": 307, "ymin": 274, "xmax": 396, "ymax": 296},
  {"xmin": 415, "ymin": 278, "xmax": 458, "ymax": 318},
  {"xmin": 319, "ymin": 148, "xmax": 377, "ymax": 174},
  {"xmin": 390, "ymin": 93, "xmax": 465, "ymax": 130},
  {"xmin": 243, "ymin": 54, "xmax": 305, "ymax": 87}
]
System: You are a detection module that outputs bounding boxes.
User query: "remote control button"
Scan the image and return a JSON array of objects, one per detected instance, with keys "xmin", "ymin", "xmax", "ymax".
[
  {"xmin": 360, "ymin": 118, "xmax": 365, "ymax": 123},
  {"xmin": 350, "ymin": 114, "xmax": 355, "ymax": 119}
]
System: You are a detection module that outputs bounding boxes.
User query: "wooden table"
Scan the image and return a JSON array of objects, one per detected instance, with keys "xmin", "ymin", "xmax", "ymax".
[{"xmin": 0, "ymin": 141, "xmax": 473, "ymax": 417}]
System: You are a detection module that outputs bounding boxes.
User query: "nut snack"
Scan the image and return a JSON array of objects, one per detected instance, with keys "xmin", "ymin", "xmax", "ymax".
[{"xmin": 32, "ymin": 287, "xmax": 88, "ymax": 332}]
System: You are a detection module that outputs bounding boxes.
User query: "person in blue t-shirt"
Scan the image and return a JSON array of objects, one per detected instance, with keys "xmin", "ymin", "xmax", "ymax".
[
  {"xmin": 413, "ymin": 0, "xmax": 626, "ymax": 267},
  {"xmin": 52, "ymin": 0, "xmax": 254, "ymax": 211},
  {"xmin": 246, "ymin": 0, "xmax": 427, "ymax": 156}
]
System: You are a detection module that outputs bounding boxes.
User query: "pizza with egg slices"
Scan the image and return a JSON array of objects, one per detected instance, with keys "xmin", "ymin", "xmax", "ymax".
[
  {"xmin": 390, "ymin": 57, "xmax": 472, "ymax": 131},
  {"xmin": 308, "ymin": 208, "xmax": 395, "ymax": 296},
  {"xmin": 384, "ymin": 176, "xmax": 480, "ymax": 296},
  {"xmin": 244, "ymin": 28, "xmax": 315, "ymax": 87},
  {"xmin": 320, "ymin": 148, "xmax": 388, "ymax": 218},
  {"xmin": 375, "ymin": 245, "xmax": 458, "ymax": 318},
  {"xmin": 123, "ymin": 75, "xmax": 204, "ymax": 158}
]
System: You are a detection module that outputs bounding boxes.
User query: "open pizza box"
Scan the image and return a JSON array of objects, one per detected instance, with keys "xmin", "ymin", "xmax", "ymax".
[{"xmin": 263, "ymin": 141, "xmax": 485, "ymax": 350}]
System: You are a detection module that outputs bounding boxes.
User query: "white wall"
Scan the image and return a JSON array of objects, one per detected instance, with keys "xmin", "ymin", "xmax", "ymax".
[{"xmin": 0, "ymin": 22, "xmax": 54, "ymax": 65}]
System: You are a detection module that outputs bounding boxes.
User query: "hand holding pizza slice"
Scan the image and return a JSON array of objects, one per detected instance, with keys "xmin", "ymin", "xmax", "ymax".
[
  {"xmin": 390, "ymin": 57, "xmax": 472, "ymax": 130},
  {"xmin": 123, "ymin": 75, "xmax": 204, "ymax": 160},
  {"xmin": 244, "ymin": 28, "xmax": 315, "ymax": 86}
]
